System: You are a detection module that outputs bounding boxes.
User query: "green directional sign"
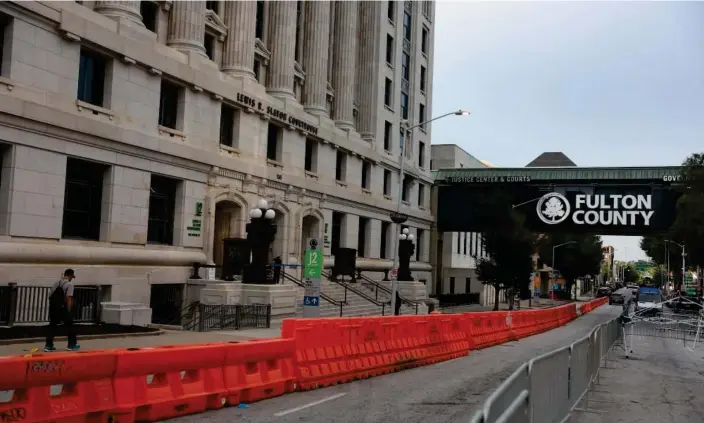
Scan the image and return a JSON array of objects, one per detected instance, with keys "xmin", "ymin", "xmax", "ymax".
[
  {"xmin": 683, "ymin": 274, "xmax": 695, "ymax": 296},
  {"xmin": 304, "ymin": 248, "xmax": 322, "ymax": 279},
  {"xmin": 303, "ymin": 239, "xmax": 322, "ymax": 318}
]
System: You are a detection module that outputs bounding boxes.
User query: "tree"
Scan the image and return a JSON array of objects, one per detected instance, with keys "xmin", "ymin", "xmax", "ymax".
[
  {"xmin": 623, "ymin": 264, "xmax": 640, "ymax": 284},
  {"xmin": 669, "ymin": 153, "xmax": 704, "ymax": 269},
  {"xmin": 537, "ymin": 233, "xmax": 603, "ymax": 300},
  {"xmin": 640, "ymin": 235, "xmax": 684, "ymax": 288},
  {"xmin": 473, "ymin": 188, "xmax": 536, "ymax": 310}
]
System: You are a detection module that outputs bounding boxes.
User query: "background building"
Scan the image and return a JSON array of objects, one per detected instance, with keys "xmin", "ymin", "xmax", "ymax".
[
  {"xmin": 0, "ymin": 1, "xmax": 435, "ymax": 310},
  {"xmin": 430, "ymin": 144, "xmax": 490, "ymax": 303}
]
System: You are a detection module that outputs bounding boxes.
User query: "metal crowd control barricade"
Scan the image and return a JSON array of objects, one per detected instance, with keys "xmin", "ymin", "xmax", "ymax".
[{"xmin": 468, "ymin": 317, "xmax": 622, "ymax": 423}]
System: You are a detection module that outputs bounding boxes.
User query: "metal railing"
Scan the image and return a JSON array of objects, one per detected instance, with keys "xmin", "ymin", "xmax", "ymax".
[
  {"xmin": 193, "ymin": 303, "xmax": 271, "ymax": 332},
  {"xmin": 470, "ymin": 317, "xmax": 622, "ymax": 423},
  {"xmin": 0, "ymin": 283, "xmax": 101, "ymax": 326},
  {"xmin": 281, "ymin": 272, "xmax": 345, "ymax": 317},
  {"xmin": 321, "ymin": 271, "xmax": 390, "ymax": 315},
  {"xmin": 355, "ymin": 271, "xmax": 423, "ymax": 314}
]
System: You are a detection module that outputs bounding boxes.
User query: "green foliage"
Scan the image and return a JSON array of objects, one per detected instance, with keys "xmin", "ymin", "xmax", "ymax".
[
  {"xmin": 623, "ymin": 264, "xmax": 640, "ymax": 284},
  {"xmin": 668, "ymin": 153, "xmax": 704, "ymax": 268},
  {"xmin": 639, "ymin": 235, "xmax": 683, "ymax": 284},
  {"xmin": 537, "ymin": 233, "xmax": 603, "ymax": 299}
]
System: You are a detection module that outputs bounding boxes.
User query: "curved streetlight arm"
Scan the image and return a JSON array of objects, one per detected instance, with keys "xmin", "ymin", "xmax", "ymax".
[
  {"xmin": 402, "ymin": 110, "xmax": 470, "ymax": 133},
  {"xmin": 550, "ymin": 240, "xmax": 577, "ymax": 305}
]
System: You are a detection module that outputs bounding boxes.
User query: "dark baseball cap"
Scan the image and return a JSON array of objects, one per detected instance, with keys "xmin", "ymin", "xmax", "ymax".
[{"xmin": 64, "ymin": 269, "xmax": 75, "ymax": 277}]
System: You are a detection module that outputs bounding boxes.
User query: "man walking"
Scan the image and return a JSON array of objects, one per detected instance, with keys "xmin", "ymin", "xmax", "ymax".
[{"xmin": 45, "ymin": 269, "xmax": 80, "ymax": 351}]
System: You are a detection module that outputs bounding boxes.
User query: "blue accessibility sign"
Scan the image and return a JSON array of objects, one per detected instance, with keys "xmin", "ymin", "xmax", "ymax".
[{"xmin": 303, "ymin": 296, "xmax": 319, "ymax": 306}]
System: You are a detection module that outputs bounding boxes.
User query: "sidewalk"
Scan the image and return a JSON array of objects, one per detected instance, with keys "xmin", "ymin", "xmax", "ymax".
[
  {"xmin": 0, "ymin": 324, "xmax": 282, "ymax": 357},
  {"xmin": 439, "ymin": 298, "xmax": 576, "ymax": 314}
]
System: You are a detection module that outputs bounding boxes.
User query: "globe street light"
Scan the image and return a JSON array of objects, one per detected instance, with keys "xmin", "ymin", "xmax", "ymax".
[{"xmin": 390, "ymin": 110, "xmax": 470, "ymax": 314}]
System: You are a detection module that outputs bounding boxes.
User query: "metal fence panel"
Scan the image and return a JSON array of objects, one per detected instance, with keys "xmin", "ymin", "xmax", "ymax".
[
  {"xmin": 568, "ymin": 336, "xmax": 591, "ymax": 409},
  {"xmin": 495, "ymin": 389, "xmax": 530, "ymax": 423},
  {"xmin": 529, "ymin": 346, "xmax": 570, "ymax": 423},
  {"xmin": 483, "ymin": 362, "xmax": 530, "ymax": 423}
]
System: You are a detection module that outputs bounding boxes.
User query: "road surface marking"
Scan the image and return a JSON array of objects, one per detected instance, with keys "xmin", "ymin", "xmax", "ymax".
[{"xmin": 274, "ymin": 393, "xmax": 348, "ymax": 417}]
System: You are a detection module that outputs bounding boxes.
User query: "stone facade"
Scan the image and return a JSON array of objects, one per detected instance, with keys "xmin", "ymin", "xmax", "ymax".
[{"xmin": 0, "ymin": 1, "xmax": 435, "ymax": 305}]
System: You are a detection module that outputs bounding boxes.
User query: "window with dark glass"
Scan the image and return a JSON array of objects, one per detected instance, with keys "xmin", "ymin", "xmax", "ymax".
[
  {"xmin": 384, "ymin": 78, "xmax": 393, "ymax": 107},
  {"xmin": 358, "ymin": 217, "xmax": 369, "ymax": 257},
  {"xmin": 418, "ymin": 141, "xmax": 425, "ymax": 167},
  {"xmin": 403, "ymin": 11, "xmax": 412, "ymax": 40},
  {"xmin": 266, "ymin": 123, "xmax": 282, "ymax": 161},
  {"xmin": 402, "ymin": 175, "xmax": 411, "ymax": 202},
  {"xmin": 465, "ymin": 277, "xmax": 471, "ymax": 293},
  {"xmin": 0, "ymin": 14, "xmax": 9, "ymax": 77},
  {"xmin": 331, "ymin": 211, "xmax": 343, "ymax": 256},
  {"xmin": 253, "ymin": 60, "xmax": 262, "ymax": 82},
  {"xmin": 147, "ymin": 175, "xmax": 178, "ymax": 245},
  {"xmin": 401, "ymin": 52, "xmax": 410, "ymax": 81},
  {"xmin": 464, "ymin": 232, "xmax": 468, "ymax": 255},
  {"xmin": 140, "ymin": 2, "xmax": 158, "ymax": 32},
  {"xmin": 420, "ymin": 65, "xmax": 427, "ymax": 92},
  {"xmin": 384, "ymin": 121, "xmax": 392, "ymax": 150},
  {"xmin": 158, "ymin": 80, "xmax": 180, "ymax": 129},
  {"xmin": 422, "ymin": 27, "xmax": 429, "ymax": 54},
  {"xmin": 219, "ymin": 104, "xmax": 237, "ymax": 147},
  {"xmin": 387, "ymin": 0, "xmax": 395, "ymax": 21},
  {"xmin": 62, "ymin": 158, "xmax": 108, "ymax": 240},
  {"xmin": 380, "ymin": 221, "xmax": 390, "ymax": 259},
  {"xmin": 77, "ymin": 48, "xmax": 106, "ymax": 107},
  {"xmin": 417, "ymin": 183, "xmax": 425, "ymax": 207},
  {"xmin": 456, "ymin": 232, "xmax": 461, "ymax": 253},
  {"xmin": 204, "ymin": 33, "xmax": 215, "ymax": 60},
  {"xmin": 255, "ymin": 1, "xmax": 265, "ymax": 39},
  {"xmin": 386, "ymin": 35, "xmax": 394, "ymax": 64},
  {"xmin": 335, "ymin": 150, "xmax": 346, "ymax": 181},
  {"xmin": 399, "ymin": 129, "xmax": 405, "ymax": 153},
  {"xmin": 361, "ymin": 161, "xmax": 371, "ymax": 189},
  {"xmin": 416, "ymin": 229, "xmax": 424, "ymax": 261},
  {"xmin": 449, "ymin": 277, "xmax": 456, "ymax": 294},
  {"xmin": 383, "ymin": 169, "xmax": 391, "ymax": 196},
  {"xmin": 206, "ymin": 1, "xmax": 219, "ymax": 13},
  {"xmin": 305, "ymin": 138, "xmax": 317, "ymax": 172},
  {"xmin": 400, "ymin": 92, "xmax": 409, "ymax": 119}
]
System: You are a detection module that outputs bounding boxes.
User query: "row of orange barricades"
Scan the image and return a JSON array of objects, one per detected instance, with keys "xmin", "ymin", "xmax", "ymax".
[
  {"xmin": 0, "ymin": 300, "xmax": 607, "ymax": 423},
  {"xmin": 579, "ymin": 296, "xmax": 609, "ymax": 314}
]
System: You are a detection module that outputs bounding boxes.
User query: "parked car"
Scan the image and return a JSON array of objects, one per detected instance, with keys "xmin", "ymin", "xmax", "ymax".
[
  {"xmin": 609, "ymin": 292, "xmax": 625, "ymax": 305},
  {"xmin": 597, "ymin": 287, "xmax": 612, "ymax": 298}
]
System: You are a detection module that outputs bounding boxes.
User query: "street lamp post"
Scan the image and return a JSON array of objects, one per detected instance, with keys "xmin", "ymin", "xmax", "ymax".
[
  {"xmin": 390, "ymin": 110, "xmax": 470, "ymax": 314},
  {"xmin": 244, "ymin": 199, "xmax": 276, "ymax": 284},
  {"xmin": 551, "ymin": 241, "xmax": 577, "ymax": 305},
  {"xmin": 665, "ymin": 240, "xmax": 686, "ymax": 293}
]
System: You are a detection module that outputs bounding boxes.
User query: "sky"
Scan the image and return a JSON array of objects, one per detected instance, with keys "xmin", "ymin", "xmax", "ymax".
[{"xmin": 431, "ymin": 1, "xmax": 704, "ymax": 262}]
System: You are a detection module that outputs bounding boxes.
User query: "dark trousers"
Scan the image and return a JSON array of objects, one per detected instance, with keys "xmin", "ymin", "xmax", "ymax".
[{"xmin": 45, "ymin": 308, "xmax": 77, "ymax": 347}]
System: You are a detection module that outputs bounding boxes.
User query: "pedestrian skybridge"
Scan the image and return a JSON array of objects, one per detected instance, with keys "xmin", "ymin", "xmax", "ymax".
[{"xmin": 433, "ymin": 165, "xmax": 684, "ymax": 236}]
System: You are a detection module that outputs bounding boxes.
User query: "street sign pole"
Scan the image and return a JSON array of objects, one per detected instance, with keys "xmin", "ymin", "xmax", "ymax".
[{"xmin": 303, "ymin": 239, "xmax": 322, "ymax": 318}]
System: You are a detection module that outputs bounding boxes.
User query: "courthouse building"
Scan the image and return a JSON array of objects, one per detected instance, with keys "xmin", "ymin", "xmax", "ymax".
[{"xmin": 0, "ymin": 1, "xmax": 435, "ymax": 306}]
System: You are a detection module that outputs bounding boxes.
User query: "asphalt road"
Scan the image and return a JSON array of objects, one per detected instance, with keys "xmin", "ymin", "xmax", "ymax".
[
  {"xmin": 573, "ymin": 325, "xmax": 704, "ymax": 422},
  {"xmin": 173, "ymin": 305, "xmax": 622, "ymax": 423}
]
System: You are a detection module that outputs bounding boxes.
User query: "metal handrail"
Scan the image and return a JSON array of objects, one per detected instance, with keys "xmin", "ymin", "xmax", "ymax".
[
  {"xmin": 282, "ymin": 272, "xmax": 345, "ymax": 317},
  {"xmin": 321, "ymin": 271, "xmax": 389, "ymax": 314},
  {"xmin": 353, "ymin": 271, "xmax": 423, "ymax": 312}
]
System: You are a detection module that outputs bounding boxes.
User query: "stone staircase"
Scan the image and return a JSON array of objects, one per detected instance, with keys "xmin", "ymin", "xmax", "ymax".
[{"xmin": 284, "ymin": 275, "xmax": 422, "ymax": 318}]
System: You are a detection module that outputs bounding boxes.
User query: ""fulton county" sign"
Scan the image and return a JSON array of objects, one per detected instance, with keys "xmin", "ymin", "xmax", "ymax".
[{"xmin": 536, "ymin": 192, "xmax": 655, "ymax": 226}]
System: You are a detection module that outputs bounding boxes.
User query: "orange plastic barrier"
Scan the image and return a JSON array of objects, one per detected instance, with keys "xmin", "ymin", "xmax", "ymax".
[
  {"xmin": 282, "ymin": 314, "xmax": 469, "ymax": 391},
  {"xmin": 580, "ymin": 297, "xmax": 608, "ymax": 315},
  {"xmin": 0, "ymin": 350, "xmax": 118, "ymax": 423}
]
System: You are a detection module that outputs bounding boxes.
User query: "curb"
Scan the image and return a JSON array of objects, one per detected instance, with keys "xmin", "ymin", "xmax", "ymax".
[{"xmin": 0, "ymin": 329, "xmax": 165, "ymax": 346}]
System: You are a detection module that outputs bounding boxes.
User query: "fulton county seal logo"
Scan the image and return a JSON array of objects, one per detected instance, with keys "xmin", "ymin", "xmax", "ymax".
[{"xmin": 536, "ymin": 192, "xmax": 571, "ymax": 225}]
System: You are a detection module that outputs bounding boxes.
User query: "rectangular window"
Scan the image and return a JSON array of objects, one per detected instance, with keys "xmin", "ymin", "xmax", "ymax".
[
  {"xmin": 204, "ymin": 33, "xmax": 215, "ymax": 60},
  {"xmin": 387, "ymin": 1, "xmax": 395, "ymax": 21},
  {"xmin": 0, "ymin": 14, "xmax": 9, "ymax": 76},
  {"xmin": 331, "ymin": 211, "xmax": 343, "ymax": 256},
  {"xmin": 422, "ymin": 27, "xmax": 429, "ymax": 54},
  {"xmin": 77, "ymin": 48, "xmax": 107, "ymax": 107},
  {"xmin": 386, "ymin": 34, "xmax": 394, "ymax": 64},
  {"xmin": 147, "ymin": 174, "xmax": 178, "ymax": 245},
  {"xmin": 401, "ymin": 52, "xmax": 410, "ymax": 81},
  {"xmin": 219, "ymin": 104, "xmax": 239, "ymax": 147},
  {"xmin": 403, "ymin": 11, "xmax": 412, "ymax": 41},
  {"xmin": 456, "ymin": 232, "xmax": 461, "ymax": 254},
  {"xmin": 417, "ymin": 183, "xmax": 425, "ymax": 207},
  {"xmin": 335, "ymin": 150, "xmax": 347, "ymax": 181},
  {"xmin": 419, "ymin": 104, "xmax": 426, "ymax": 130},
  {"xmin": 420, "ymin": 66, "xmax": 427, "ymax": 92},
  {"xmin": 418, "ymin": 141, "xmax": 425, "ymax": 167},
  {"xmin": 383, "ymin": 169, "xmax": 391, "ymax": 196},
  {"xmin": 384, "ymin": 121, "xmax": 392, "ymax": 151},
  {"xmin": 384, "ymin": 78, "xmax": 393, "ymax": 107},
  {"xmin": 256, "ymin": 1, "xmax": 265, "ymax": 39},
  {"xmin": 205, "ymin": 1, "xmax": 219, "ymax": 13},
  {"xmin": 140, "ymin": 2, "xmax": 158, "ymax": 32},
  {"xmin": 304, "ymin": 138, "xmax": 318, "ymax": 172},
  {"xmin": 469, "ymin": 233, "xmax": 474, "ymax": 256},
  {"xmin": 401, "ymin": 176, "xmax": 411, "ymax": 202},
  {"xmin": 449, "ymin": 277, "xmax": 455, "ymax": 294},
  {"xmin": 266, "ymin": 123, "xmax": 283, "ymax": 161},
  {"xmin": 464, "ymin": 232, "xmax": 468, "ymax": 255},
  {"xmin": 400, "ymin": 92, "xmax": 409, "ymax": 119},
  {"xmin": 358, "ymin": 217, "xmax": 369, "ymax": 257},
  {"xmin": 416, "ymin": 229, "xmax": 424, "ymax": 261},
  {"xmin": 361, "ymin": 161, "xmax": 371, "ymax": 189},
  {"xmin": 465, "ymin": 277, "xmax": 471, "ymax": 293},
  {"xmin": 158, "ymin": 80, "xmax": 180, "ymax": 129},
  {"xmin": 474, "ymin": 233, "xmax": 479, "ymax": 257},
  {"xmin": 380, "ymin": 221, "xmax": 390, "ymax": 259},
  {"xmin": 62, "ymin": 158, "xmax": 108, "ymax": 240}
]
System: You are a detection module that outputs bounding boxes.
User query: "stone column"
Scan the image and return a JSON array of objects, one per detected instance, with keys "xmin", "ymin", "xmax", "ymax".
[
  {"xmin": 266, "ymin": 1, "xmax": 297, "ymax": 101},
  {"xmin": 302, "ymin": 1, "xmax": 331, "ymax": 116},
  {"xmin": 222, "ymin": 0, "xmax": 257, "ymax": 79},
  {"xmin": 357, "ymin": 1, "xmax": 380, "ymax": 141},
  {"xmin": 331, "ymin": 2, "xmax": 358, "ymax": 131},
  {"xmin": 94, "ymin": 1, "xmax": 144, "ymax": 26},
  {"xmin": 167, "ymin": 0, "xmax": 207, "ymax": 57}
]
